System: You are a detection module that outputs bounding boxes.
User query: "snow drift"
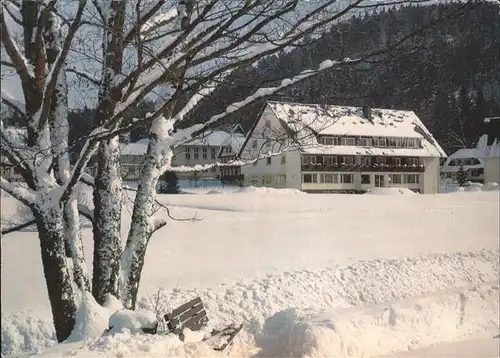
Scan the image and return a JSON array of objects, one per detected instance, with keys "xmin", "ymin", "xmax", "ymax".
[
  {"xmin": 365, "ymin": 187, "xmax": 418, "ymax": 195},
  {"xmin": 233, "ymin": 186, "xmax": 306, "ymax": 195},
  {"xmin": 256, "ymin": 282, "xmax": 499, "ymax": 357}
]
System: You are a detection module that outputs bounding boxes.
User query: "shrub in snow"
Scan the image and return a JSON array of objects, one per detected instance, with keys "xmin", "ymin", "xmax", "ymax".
[
  {"xmin": 158, "ymin": 171, "xmax": 180, "ymax": 194},
  {"xmin": 456, "ymin": 165, "xmax": 468, "ymax": 187},
  {"xmin": 107, "ymin": 309, "xmax": 158, "ymax": 335}
]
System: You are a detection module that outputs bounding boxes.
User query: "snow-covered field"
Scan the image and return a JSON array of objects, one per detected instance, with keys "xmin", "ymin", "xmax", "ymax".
[{"xmin": 1, "ymin": 187, "xmax": 499, "ymax": 357}]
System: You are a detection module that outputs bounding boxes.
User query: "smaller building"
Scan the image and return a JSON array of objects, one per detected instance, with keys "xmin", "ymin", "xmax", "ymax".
[
  {"xmin": 217, "ymin": 131, "xmax": 246, "ymax": 185},
  {"xmin": 119, "ymin": 125, "xmax": 246, "ymax": 182},
  {"xmin": 440, "ymin": 149, "xmax": 485, "ymax": 183}
]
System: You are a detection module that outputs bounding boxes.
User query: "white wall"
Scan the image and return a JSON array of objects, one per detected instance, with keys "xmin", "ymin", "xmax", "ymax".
[
  {"xmin": 241, "ymin": 105, "xmax": 295, "ymax": 188},
  {"xmin": 484, "ymin": 157, "xmax": 500, "ymax": 184},
  {"xmin": 421, "ymin": 157, "xmax": 440, "ymax": 194},
  {"xmin": 171, "ymin": 144, "xmax": 220, "ymax": 179}
]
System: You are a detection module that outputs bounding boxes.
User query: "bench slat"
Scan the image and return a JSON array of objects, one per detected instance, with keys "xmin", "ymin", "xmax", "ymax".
[
  {"xmin": 167, "ymin": 297, "xmax": 203, "ymax": 320},
  {"xmin": 170, "ymin": 305, "xmax": 206, "ymax": 329}
]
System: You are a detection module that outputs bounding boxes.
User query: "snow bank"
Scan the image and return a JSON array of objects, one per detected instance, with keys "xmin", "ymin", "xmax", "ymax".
[
  {"xmin": 66, "ymin": 293, "xmax": 112, "ymax": 343},
  {"xmin": 107, "ymin": 309, "xmax": 157, "ymax": 335},
  {"xmin": 256, "ymin": 282, "xmax": 499, "ymax": 357},
  {"xmin": 35, "ymin": 331, "xmax": 223, "ymax": 358},
  {"xmin": 233, "ymin": 186, "xmax": 305, "ymax": 194},
  {"xmin": 483, "ymin": 182, "xmax": 499, "ymax": 191},
  {"xmin": 365, "ymin": 187, "xmax": 418, "ymax": 195},
  {"xmin": 1, "ymin": 311, "xmax": 56, "ymax": 356},
  {"xmin": 136, "ymin": 249, "xmax": 499, "ymax": 355},
  {"xmin": 464, "ymin": 182, "xmax": 483, "ymax": 192},
  {"xmin": 206, "ymin": 190, "xmax": 223, "ymax": 195}
]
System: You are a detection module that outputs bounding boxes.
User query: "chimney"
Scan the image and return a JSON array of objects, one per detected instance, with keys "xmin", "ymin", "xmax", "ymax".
[{"xmin": 362, "ymin": 105, "xmax": 372, "ymax": 122}]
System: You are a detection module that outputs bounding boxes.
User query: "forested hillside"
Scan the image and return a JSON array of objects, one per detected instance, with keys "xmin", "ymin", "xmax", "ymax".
[
  {"xmin": 188, "ymin": 1, "xmax": 500, "ymax": 154},
  {"xmin": 4, "ymin": 1, "xmax": 497, "ymax": 157}
]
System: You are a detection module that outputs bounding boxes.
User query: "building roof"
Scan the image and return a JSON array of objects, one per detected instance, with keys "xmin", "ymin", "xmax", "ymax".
[
  {"xmin": 121, "ymin": 126, "xmax": 246, "ymax": 156},
  {"xmin": 238, "ymin": 101, "xmax": 446, "ymax": 158},
  {"xmin": 217, "ymin": 133, "xmax": 246, "ymax": 158}
]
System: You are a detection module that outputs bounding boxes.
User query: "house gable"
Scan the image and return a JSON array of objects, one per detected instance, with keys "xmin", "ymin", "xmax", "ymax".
[{"xmin": 237, "ymin": 104, "xmax": 290, "ymax": 162}]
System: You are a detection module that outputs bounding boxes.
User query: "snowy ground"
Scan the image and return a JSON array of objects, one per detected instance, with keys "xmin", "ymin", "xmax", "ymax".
[{"xmin": 1, "ymin": 187, "xmax": 499, "ymax": 357}]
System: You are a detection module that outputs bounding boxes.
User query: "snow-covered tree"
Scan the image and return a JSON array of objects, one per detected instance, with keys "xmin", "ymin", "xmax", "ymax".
[{"xmin": 1, "ymin": 0, "xmax": 472, "ymax": 343}]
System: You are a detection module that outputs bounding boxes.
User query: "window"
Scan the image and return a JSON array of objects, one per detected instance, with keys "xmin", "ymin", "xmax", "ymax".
[
  {"xmin": 302, "ymin": 155, "xmax": 316, "ymax": 165},
  {"xmin": 185, "ymin": 147, "xmax": 191, "ymax": 160},
  {"xmin": 359, "ymin": 138, "xmax": 371, "ymax": 146},
  {"xmin": 390, "ymin": 174, "xmax": 403, "ymax": 184},
  {"xmin": 320, "ymin": 136, "xmax": 333, "ymax": 145},
  {"xmin": 266, "ymin": 157, "xmax": 271, "ymax": 165},
  {"xmin": 394, "ymin": 158, "xmax": 402, "ymax": 166},
  {"xmin": 320, "ymin": 173, "xmax": 334, "ymax": 183},
  {"xmin": 202, "ymin": 147, "xmax": 208, "ymax": 159},
  {"xmin": 276, "ymin": 175, "xmax": 286, "ymax": 185},
  {"xmin": 281, "ymin": 155, "xmax": 286, "ymax": 165},
  {"xmin": 363, "ymin": 157, "xmax": 371, "ymax": 166},
  {"xmin": 341, "ymin": 174, "xmax": 353, "ymax": 183},
  {"xmin": 340, "ymin": 137, "xmax": 355, "ymax": 146},
  {"xmin": 395, "ymin": 138, "xmax": 402, "ymax": 147},
  {"xmin": 375, "ymin": 137, "xmax": 387, "ymax": 147},
  {"xmin": 193, "ymin": 147, "xmax": 199, "ymax": 159},
  {"xmin": 343, "ymin": 156, "xmax": 354, "ymax": 164},
  {"xmin": 361, "ymin": 174, "xmax": 371, "ymax": 184},
  {"xmin": 376, "ymin": 157, "xmax": 386, "ymax": 165},
  {"xmin": 406, "ymin": 174, "xmax": 419, "ymax": 184},
  {"xmin": 225, "ymin": 146, "xmax": 232, "ymax": 153},
  {"xmin": 302, "ymin": 173, "xmax": 317, "ymax": 183},
  {"xmin": 211, "ymin": 148, "xmax": 216, "ymax": 159},
  {"xmin": 408, "ymin": 158, "xmax": 419, "ymax": 166},
  {"xmin": 264, "ymin": 175, "xmax": 273, "ymax": 185}
]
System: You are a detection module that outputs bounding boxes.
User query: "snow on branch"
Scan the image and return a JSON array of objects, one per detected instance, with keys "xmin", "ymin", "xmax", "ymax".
[
  {"xmin": 1, "ymin": 88, "xmax": 26, "ymax": 115},
  {"xmin": 0, "ymin": 177, "xmax": 37, "ymax": 206},
  {"xmin": 173, "ymin": 58, "xmax": 355, "ymax": 143}
]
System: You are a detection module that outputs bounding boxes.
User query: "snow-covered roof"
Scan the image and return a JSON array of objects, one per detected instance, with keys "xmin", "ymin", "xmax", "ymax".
[
  {"xmin": 266, "ymin": 101, "xmax": 446, "ymax": 157},
  {"xmin": 184, "ymin": 130, "xmax": 234, "ymax": 147},
  {"xmin": 448, "ymin": 148, "xmax": 480, "ymax": 160},
  {"xmin": 121, "ymin": 128, "xmax": 245, "ymax": 157},
  {"xmin": 218, "ymin": 133, "xmax": 246, "ymax": 157}
]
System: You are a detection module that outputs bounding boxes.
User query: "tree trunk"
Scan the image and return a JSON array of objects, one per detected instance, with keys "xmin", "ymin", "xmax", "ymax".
[
  {"xmin": 63, "ymin": 199, "xmax": 90, "ymax": 291},
  {"xmin": 34, "ymin": 208, "xmax": 79, "ymax": 343},
  {"xmin": 92, "ymin": 137, "xmax": 123, "ymax": 305},
  {"xmin": 120, "ymin": 138, "xmax": 171, "ymax": 309}
]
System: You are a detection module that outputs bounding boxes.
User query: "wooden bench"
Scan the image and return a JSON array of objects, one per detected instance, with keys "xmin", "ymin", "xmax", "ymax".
[{"xmin": 164, "ymin": 297, "xmax": 243, "ymax": 352}]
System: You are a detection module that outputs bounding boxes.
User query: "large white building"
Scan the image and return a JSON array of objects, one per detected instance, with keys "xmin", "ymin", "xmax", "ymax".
[{"xmin": 238, "ymin": 101, "xmax": 446, "ymax": 194}]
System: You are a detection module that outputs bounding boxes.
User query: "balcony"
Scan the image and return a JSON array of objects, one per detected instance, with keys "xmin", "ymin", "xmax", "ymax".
[
  {"xmin": 301, "ymin": 162, "xmax": 425, "ymax": 173},
  {"xmin": 219, "ymin": 174, "xmax": 244, "ymax": 183}
]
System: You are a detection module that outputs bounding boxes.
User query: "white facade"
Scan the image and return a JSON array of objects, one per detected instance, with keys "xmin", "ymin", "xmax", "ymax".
[
  {"xmin": 483, "ymin": 157, "xmax": 500, "ymax": 184},
  {"xmin": 239, "ymin": 102, "xmax": 445, "ymax": 194}
]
